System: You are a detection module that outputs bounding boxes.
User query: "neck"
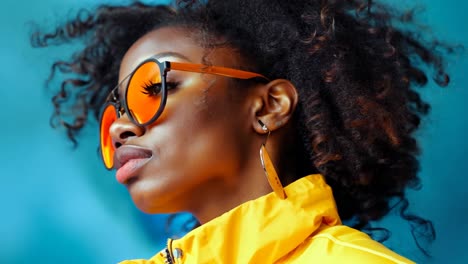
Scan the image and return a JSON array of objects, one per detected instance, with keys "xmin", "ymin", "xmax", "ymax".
[
  {"xmin": 187, "ymin": 128, "xmax": 300, "ymax": 224},
  {"xmin": 188, "ymin": 147, "xmax": 278, "ymax": 224}
]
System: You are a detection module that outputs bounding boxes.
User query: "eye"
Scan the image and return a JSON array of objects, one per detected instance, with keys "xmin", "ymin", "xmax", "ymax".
[
  {"xmin": 141, "ymin": 81, "xmax": 162, "ymax": 96},
  {"xmin": 141, "ymin": 81, "xmax": 179, "ymax": 96}
]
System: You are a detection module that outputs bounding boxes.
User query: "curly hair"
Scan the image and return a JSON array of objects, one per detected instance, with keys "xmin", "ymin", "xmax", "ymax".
[{"xmin": 32, "ymin": 0, "xmax": 455, "ymax": 256}]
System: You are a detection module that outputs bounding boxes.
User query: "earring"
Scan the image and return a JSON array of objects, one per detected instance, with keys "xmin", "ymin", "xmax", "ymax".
[{"xmin": 258, "ymin": 120, "xmax": 287, "ymax": 200}]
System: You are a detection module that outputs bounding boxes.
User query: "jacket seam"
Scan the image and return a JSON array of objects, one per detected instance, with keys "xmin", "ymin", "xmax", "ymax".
[{"xmin": 310, "ymin": 233, "xmax": 409, "ymax": 264}]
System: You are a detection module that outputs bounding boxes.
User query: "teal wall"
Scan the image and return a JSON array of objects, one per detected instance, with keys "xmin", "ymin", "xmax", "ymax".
[{"xmin": 1, "ymin": 0, "xmax": 466, "ymax": 263}]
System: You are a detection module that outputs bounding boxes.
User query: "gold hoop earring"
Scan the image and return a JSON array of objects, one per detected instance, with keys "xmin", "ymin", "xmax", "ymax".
[{"xmin": 258, "ymin": 120, "xmax": 287, "ymax": 200}]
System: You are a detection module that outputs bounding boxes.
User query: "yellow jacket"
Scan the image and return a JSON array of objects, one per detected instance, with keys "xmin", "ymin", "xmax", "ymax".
[{"xmin": 120, "ymin": 174, "xmax": 414, "ymax": 263}]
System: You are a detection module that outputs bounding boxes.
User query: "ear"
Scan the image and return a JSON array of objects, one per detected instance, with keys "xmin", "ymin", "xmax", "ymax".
[{"xmin": 251, "ymin": 79, "xmax": 298, "ymax": 134}]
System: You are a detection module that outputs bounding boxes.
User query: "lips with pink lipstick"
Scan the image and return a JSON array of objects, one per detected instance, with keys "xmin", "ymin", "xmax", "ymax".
[{"xmin": 114, "ymin": 145, "xmax": 153, "ymax": 184}]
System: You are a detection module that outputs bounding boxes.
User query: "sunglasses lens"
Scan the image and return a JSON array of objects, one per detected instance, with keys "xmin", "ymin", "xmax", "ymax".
[
  {"xmin": 127, "ymin": 61, "xmax": 163, "ymax": 124},
  {"xmin": 100, "ymin": 104, "xmax": 118, "ymax": 169}
]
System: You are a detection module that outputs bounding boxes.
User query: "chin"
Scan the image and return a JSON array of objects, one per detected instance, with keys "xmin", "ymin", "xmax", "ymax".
[
  {"xmin": 132, "ymin": 197, "xmax": 166, "ymax": 214},
  {"xmin": 129, "ymin": 186, "xmax": 180, "ymax": 214}
]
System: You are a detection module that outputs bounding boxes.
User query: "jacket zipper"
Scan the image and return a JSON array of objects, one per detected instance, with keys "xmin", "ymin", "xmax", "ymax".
[{"xmin": 163, "ymin": 238, "xmax": 175, "ymax": 264}]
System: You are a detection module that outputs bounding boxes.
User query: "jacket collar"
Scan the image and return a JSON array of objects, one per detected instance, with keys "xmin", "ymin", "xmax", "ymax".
[{"xmin": 169, "ymin": 174, "xmax": 341, "ymax": 263}]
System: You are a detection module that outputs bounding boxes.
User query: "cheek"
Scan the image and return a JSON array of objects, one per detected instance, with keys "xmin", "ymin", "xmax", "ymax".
[{"xmin": 148, "ymin": 80, "xmax": 246, "ymax": 175}]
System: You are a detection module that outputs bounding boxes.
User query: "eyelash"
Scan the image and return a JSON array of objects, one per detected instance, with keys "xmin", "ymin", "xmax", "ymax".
[{"xmin": 141, "ymin": 81, "xmax": 179, "ymax": 96}]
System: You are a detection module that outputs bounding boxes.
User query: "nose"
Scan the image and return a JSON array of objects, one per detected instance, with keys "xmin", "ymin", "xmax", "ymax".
[{"xmin": 109, "ymin": 114, "xmax": 145, "ymax": 149}]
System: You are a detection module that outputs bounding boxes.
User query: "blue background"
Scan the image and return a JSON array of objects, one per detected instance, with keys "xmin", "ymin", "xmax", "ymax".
[{"xmin": 1, "ymin": 0, "xmax": 466, "ymax": 263}]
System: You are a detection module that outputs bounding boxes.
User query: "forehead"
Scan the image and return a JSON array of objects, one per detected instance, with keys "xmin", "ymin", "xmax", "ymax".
[{"xmin": 119, "ymin": 26, "xmax": 241, "ymax": 81}]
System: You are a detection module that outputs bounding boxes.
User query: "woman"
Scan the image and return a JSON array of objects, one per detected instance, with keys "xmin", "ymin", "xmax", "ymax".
[{"xmin": 33, "ymin": 0, "xmax": 452, "ymax": 263}]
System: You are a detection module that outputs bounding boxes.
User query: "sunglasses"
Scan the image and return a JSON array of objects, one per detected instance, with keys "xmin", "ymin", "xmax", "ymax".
[{"xmin": 100, "ymin": 57, "xmax": 269, "ymax": 169}]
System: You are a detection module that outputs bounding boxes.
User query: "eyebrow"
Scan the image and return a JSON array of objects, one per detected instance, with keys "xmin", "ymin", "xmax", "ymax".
[
  {"xmin": 119, "ymin": 51, "xmax": 192, "ymax": 86},
  {"xmin": 152, "ymin": 52, "xmax": 192, "ymax": 62}
]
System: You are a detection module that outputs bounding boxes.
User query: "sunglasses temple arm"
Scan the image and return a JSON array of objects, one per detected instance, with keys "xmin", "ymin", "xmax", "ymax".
[{"xmin": 168, "ymin": 61, "xmax": 269, "ymax": 81}]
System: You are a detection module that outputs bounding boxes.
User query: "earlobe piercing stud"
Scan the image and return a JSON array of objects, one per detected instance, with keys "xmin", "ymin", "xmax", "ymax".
[{"xmin": 258, "ymin": 119, "xmax": 269, "ymax": 133}]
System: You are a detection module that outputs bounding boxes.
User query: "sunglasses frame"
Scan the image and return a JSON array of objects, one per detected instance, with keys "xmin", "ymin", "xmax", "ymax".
[{"xmin": 99, "ymin": 58, "xmax": 269, "ymax": 169}]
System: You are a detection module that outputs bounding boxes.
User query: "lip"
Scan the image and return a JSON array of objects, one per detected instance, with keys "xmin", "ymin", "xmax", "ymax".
[{"xmin": 114, "ymin": 145, "xmax": 153, "ymax": 184}]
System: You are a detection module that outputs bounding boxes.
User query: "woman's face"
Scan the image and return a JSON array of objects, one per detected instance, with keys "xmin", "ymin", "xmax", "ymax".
[{"xmin": 109, "ymin": 27, "xmax": 258, "ymax": 217}]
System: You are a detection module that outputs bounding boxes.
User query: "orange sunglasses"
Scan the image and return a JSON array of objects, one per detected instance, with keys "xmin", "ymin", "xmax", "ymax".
[{"xmin": 100, "ymin": 58, "xmax": 269, "ymax": 169}]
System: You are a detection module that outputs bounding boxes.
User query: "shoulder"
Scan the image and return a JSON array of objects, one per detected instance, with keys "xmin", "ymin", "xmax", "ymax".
[{"xmin": 281, "ymin": 225, "xmax": 415, "ymax": 264}]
